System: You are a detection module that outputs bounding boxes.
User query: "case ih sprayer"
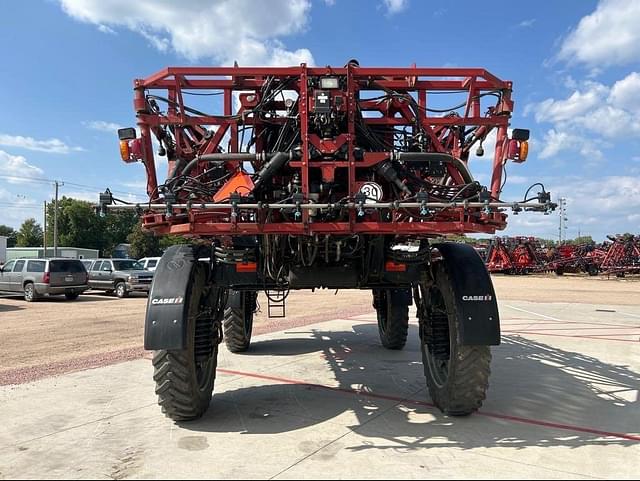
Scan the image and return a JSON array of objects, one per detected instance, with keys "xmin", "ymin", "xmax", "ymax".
[{"xmin": 100, "ymin": 62, "xmax": 554, "ymax": 421}]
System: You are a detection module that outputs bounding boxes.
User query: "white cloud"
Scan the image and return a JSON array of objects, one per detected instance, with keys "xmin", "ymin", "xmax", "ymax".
[
  {"xmin": 0, "ymin": 150, "xmax": 45, "ymax": 184},
  {"xmin": 553, "ymin": 176, "xmax": 640, "ymax": 228},
  {"xmin": 528, "ymin": 81, "xmax": 608, "ymax": 124},
  {"xmin": 559, "ymin": 0, "xmax": 640, "ymax": 68},
  {"xmin": 0, "ymin": 188, "xmax": 43, "ymax": 227},
  {"xmin": 61, "ymin": 191, "xmax": 101, "ymax": 203},
  {"xmin": 0, "ymin": 134, "xmax": 83, "ymax": 154},
  {"xmin": 509, "ymin": 175, "xmax": 529, "ymax": 185},
  {"xmin": 83, "ymin": 120, "xmax": 124, "ymax": 133},
  {"xmin": 505, "ymin": 175, "xmax": 640, "ymax": 240},
  {"xmin": 58, "ymin": 0, "xmax": 314, "ymax": 66},
  {"xmin": 383, "ymin": 0, "xmax": 408, "ymax": 15},
  {"xmin": 97, "ymin": 24, "xmax": 116, "ymax": 34},
  {"xmin": 121, "ymin": 180, "xmax": 148, "ymax": 191},
  {"xmin": 527, "ymin": 72, "xmax": 640, "ymax": 159},
  {"xmin": 538, "ymin": 129, "xmax": 603, "ymax": 160},
  {"xmin": 469, "ymin": 130, "xmax": 497, "ymax": 162},
  {"xmin": 517, "ymin": 19, "xmax": 536, "ymax": 28},
  {"xmin": 608, "ymin": 72, "xmax": 640, "ymax": 113}
]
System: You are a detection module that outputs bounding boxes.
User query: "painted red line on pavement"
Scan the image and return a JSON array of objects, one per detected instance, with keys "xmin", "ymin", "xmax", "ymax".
[
  {"xmin": 218, "ymin": 368, "xmax": 640, "ymax": 442},
  {"xmin": 352, "ymin": 315, "xmax": 639, "ymax": 330},
  {"xmin": 218, "ymin": 368, "xmax": 432, "ymax": 406},
  {"xmin": 508, "ymin": 318, "xmax": 639, "ymax": 329},
  {"xmin": 478, "ymin": 411, "xmax": 640, "ymax": 441},
  {"xmin": 503, "ymin": 326, "xmax": 640, "ymax": 332},
  {"xmin": 503, "ymin": 331, "xmax": 640, "ymax": 343}
]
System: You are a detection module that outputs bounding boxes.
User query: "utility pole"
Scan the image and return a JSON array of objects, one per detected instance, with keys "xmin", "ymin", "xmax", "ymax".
[
  {"xmin": 53, "ymin": 181, "xmax": 63, "ymax": 258},
  {"xmin": 43, "ymin": 201, "xmax": 47, "ymax": 258},
  {"xmin": 558, "ymin": 197, "xmax": 568, "ymax": 244}
]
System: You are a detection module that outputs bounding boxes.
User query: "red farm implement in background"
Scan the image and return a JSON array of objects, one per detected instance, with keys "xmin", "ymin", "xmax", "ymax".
[
  {"xmin": 486, "ymin": 236, "xmax": 544, "ymax": 274},
  {"xmin": 599, "ymin": 235, "xmax": 640, "ymax": 276},
  {"xmin": 545, "ymin": 243, "xmax": 601, "ymax": 276},
  {"xmin": 101, "ymin": 63, "xmax": 554, "ymax": 421},
  {"xmin": 485, "ymin": 237, "xmax": 513, "ymax": 273}
]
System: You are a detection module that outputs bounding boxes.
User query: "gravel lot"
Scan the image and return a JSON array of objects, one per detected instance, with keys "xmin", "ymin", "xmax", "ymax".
[
  {"xmin": 1, "ymin": 275, "xmax": 638, "ymax": 479},
  {"xmin": 1, "ymin": 275, "xmax": 639, "ymax": 385}
]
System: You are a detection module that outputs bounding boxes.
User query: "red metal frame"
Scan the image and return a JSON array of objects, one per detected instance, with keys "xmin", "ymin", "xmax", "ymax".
[{"xmin": 130, "ymin": 65, "xmax": 517, "ymax": 237}]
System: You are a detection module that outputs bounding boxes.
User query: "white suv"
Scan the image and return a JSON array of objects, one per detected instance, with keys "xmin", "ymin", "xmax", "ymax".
[{"xmin": 138, "ymin": 257, "xmax": 161, "ymax": 272}]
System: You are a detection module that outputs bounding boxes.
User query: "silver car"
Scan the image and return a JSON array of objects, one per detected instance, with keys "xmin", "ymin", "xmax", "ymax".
[{"xmin": 0, "ymin": 258, "xmax": 89, "ymax": 302}]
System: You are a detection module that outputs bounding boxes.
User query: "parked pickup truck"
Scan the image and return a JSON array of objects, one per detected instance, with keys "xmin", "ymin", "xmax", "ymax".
[
  {"xmin": 85, "ymin": 259, "xmax": 153, "ymax": 298},
  {"xmin": 0, "ymin": 258, "xmax": 89, "ymax": 302}
]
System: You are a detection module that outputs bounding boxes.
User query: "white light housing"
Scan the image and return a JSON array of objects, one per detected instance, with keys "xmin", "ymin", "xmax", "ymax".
[{"xmin": 320, "ymin": 77, "xmax": 339, "ymax": 89}]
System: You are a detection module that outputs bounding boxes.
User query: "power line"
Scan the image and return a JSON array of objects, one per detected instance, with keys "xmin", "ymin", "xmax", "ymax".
[
  {"xmin": 0, "ymin": 204, "xmax": 41, "ymax": 210},
  {"xmin": 0, "ymin": 202, "xmax": 42, "ymax": 207},
  {"xmin": 0, "ymin": 174, "xmax": 145, "ymax": 198},
  {"xmin": 0, "ymin": 174, "xmax": 52, "ymax": 185}
]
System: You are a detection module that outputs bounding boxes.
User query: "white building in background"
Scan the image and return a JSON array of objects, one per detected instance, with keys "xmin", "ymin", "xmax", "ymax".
[
  {"xmin": 0, "ymin": 236, "xmax": 7, "ymax": 264},
  {"xmin": 6, "ymin": 246, "xmax": 99, "ymax": 261}
]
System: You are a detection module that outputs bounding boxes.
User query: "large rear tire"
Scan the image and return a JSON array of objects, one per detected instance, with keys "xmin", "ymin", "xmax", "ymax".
[
  {"xmin": 223, "ymin": 290, "xmax": 257, "ymax": 353},
  {"xmin": 418, "ymin": 262, "xmax": 491, "ymax": 416},
  {"xmin": 373, "ymin": 289, "xmax": 409, "ymax": 350},
  {"xmin": 152, "ymin": 261, "xmax": 225, "ymax": 421}
]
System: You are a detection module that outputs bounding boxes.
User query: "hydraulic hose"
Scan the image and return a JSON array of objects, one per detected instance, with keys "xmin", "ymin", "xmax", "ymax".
[
  {"xmin": 180, "ymin": 151, "xmax": 294, "ymax": 189},
  {"xmin": 252, "ymin": 152, "xmax": 291, "ymax": 191},
  {"xmin": 392, "ymin": 152, "xmax": 474, "ymax": 184}
]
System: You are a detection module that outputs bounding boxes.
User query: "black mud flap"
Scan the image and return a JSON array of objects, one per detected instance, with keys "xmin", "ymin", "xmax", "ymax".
[
  {"xmin": 226, "ymin": 289, "xmax": 243, "ymax": 309},
  {"xmin": 373, "ymin": 288, "xmax": 412, "ymax": 310},
  {"xmin": 144, "ymin": 244, "xmax": 203, "ymax": 351},
  {"xmin": 434, "ymin": 242, "xmax": 500, "ymax": 345}
]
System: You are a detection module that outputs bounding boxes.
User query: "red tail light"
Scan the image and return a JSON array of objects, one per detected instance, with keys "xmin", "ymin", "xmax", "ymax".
[
  {"xmin": 385, "ymin": 260, "xmax": 407, "ymax": 272},
  {"xmin": 43, "ymin": 272, "xmax": 50, "ymax": 284}
]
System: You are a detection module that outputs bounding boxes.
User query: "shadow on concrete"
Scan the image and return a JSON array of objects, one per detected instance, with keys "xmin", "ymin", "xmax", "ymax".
[
  {"xmin": 36, "ymin": 294, "xmax": 118, "ymax": 303},
  {"xmin": 185, "ymin": 323, "xmax": 640, "ymax": 449},
  {"xmin": 0, "ymin": 302, "xmax": 24, "ymax": 312},
  {"xmin": 0, "ymin": 292, "xmax": 124, "ymax": 303},
  {"xmin": 85, "ymin": 291, "xmax": 149, "ymax": 300}
]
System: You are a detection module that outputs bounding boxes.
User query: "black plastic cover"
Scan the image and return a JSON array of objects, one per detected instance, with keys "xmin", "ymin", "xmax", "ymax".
[
  {"xmin": 434, "ymin": 242, "xmax": 501, "ymax": 345},
  {"xmin": 144, "ymin": 245, "xmax": 198, "ymax": 350},
  {"xmin": 118, "ymin": 127, "xmax": 137, "ymax": 141},
  {"xmin": 511, "ymin": 128, "xmax": 530, "ymax": 141}
]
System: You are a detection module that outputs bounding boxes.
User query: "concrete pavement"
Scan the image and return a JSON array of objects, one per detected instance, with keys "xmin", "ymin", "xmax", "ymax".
[{"xmin": 0, "ymin": 299, "xmax": 638, "ymax": 479}]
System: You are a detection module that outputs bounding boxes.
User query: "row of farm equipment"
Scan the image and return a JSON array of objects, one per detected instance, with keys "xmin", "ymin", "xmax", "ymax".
[{"xmin": 482, "ymin": 235, "xmax": 640, "ymax": 276}]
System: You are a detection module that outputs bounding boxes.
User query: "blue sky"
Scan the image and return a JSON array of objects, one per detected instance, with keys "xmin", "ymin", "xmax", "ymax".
[{"xmin": 0, "ymin": 0, "xmax": 639, "ymax": 240}]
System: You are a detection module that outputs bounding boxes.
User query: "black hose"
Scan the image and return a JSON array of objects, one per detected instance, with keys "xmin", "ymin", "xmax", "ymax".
[
  {"xmin": 199, "ymin": 153, "xmax": 257, "ymax": 162},
  {"xmin": 253, "ymin": 152, "xmax": 290, "ymax": 191},
  {"xmin": 392, "ymin": 152, "xmax": 474, "ymax": 184},
  {"xmin": 182, "ymin": 153, "xmax": 261, "ymax": 177}
]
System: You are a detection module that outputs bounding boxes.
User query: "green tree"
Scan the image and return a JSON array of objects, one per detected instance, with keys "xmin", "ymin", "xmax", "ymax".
[
  {"xmin": 103, "ymin": 210, "xmax": 139, "ymax": 256},
  {"xmin": 127, "ymin": 222, "xmax": 161, "ymax": 259},
  {"xmin": 0, "ymin": 225, "xmax": 18, "ymax": 247},
  {"xmin": 568, "ymin": 236, "xmax": 594, "ymax": 246},
  {"xmin": 45, "ymin": 197, "xmax": 138, "ymax": 255},
  {"xmin": 159, "ymin": 235, "xmax": 191, "ymax": 250},
  {"xmin": 16, "ymin": 218, "xmax": 43, "ymax": 247},
  {"xmin": 46, "ymin": 197, "xmax": 104, "ymax": 251}
]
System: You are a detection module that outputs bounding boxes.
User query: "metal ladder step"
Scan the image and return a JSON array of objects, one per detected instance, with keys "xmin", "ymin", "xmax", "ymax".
[{"xmin": 266, "ymin": 290, "xmax": 287, "ymax": 318}]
